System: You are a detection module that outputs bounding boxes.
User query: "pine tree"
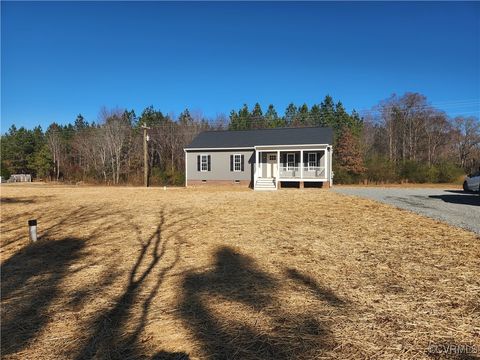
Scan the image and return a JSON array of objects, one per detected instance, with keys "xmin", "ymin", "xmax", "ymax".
[
  {"xmin": 238, "ymin": 104, "xmax": 250, "ymax": 129},
  {"xmin": 296, "ymin": 104, "xmax": 309, "ymax": 126},
  {"xmin": 229, "ymin": 104, "xmax": 250, "ymax": 130},
  {"xmin": 265, "ymin": 104, "xmax": 282, "ymax": 128},
  {"xmin": 320, "ymin": 95, "xmax": 336, "ymax": 127},
  {"xmin": 310, "ymin": 104, "xmax": 323, "ymax": 126},
  {"xmin": 250, "ymin": 103, "xmax": 265, "ymax": 129},
  {"xmin": 74, "ymin": 114, "xmax": 88, "ymax": 130},
  {"xmin": 284, "ymin": 103, "xmax": 298, "ymax": 126},
  {"xmin": 179, "ymin": 109, "xmax": 193, "ymax": 125}
]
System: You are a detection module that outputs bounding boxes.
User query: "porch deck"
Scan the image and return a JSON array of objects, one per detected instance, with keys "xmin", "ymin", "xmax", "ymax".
[{"xmin": 254, "ymin": 145, "xmax": 332, "ymax": 190}]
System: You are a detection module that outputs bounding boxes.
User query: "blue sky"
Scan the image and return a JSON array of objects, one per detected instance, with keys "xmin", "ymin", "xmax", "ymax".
[{"xmin": 1, "ymin": 1, "xmax": 479, "ymax": 131}]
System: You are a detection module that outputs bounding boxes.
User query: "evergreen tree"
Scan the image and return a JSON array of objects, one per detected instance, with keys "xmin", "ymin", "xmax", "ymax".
[
  {"xmin": 74, "ymin": 114, "xmax": 88, "ymax": 130},
  {"xmin": 140, "ymin": 106, "xmax": 167, "ymax": 127},
  {"xmin": 265, "ymin": 104, "xmax": 283, "ymax": 128},
  {"xmin": 310, "ymin": 104, "xmax": 323, "ymax": 126},
  {"xmin": 229, "ymin": 104, "xmax": 251, "ymax": 130},
  {"xmin": 229, "ymin": 110, "xmax": 240, "ymax": 130},
  {"xmin": 179, "ymin": 109, "xmax": 193, "ymax": 125},
  {"xmin": 349, "ymin": 109, "xmax": 363, "ymax": 136},
  {"xmin": 238, "ymin": 104, "xmax": 250, "ymax": 129},
  {"xmin": 320, "ymin": 95, "xmax": 336, "ymax": 127},
  {"xmin": 1, "ymin": 125, "xmax": 37, "ymax": 175},
  {"xmin": 334, "ymin": 101, "xmax": 351, "ymax": 132},
  {"xmin": 284, "ymin": 103, "xmax": 298, "ymax": 126},
  {"xmin": 296, "ymin": 104, "xmax": 309, "ymax": 126},
  {"xmin": 31, "ymin": 145, "xmax": 53, "ymax": 179},
  {"xmin": 250, "ymin": 103, "xmax": 265, "ymax": 128}
]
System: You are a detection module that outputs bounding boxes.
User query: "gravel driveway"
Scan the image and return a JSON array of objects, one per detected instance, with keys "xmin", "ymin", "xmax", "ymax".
[{"xmin": 334, "ymin": 187, "xmax": 480, "ymax": 234}]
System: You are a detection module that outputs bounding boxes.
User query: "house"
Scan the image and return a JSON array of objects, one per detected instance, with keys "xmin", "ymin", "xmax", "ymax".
[{"xmin": 184, "ymin": 127, "xmax": 333, "ymax": 190}]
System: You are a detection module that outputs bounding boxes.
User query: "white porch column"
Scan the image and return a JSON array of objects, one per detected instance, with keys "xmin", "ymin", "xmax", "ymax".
[
  {"xmin": 328, "ymin": 146, "xmax": 333, "ymax": 186},
  {"xmin": 300, "ymin": 150, "xmax": 304, "ymax": 179},
  {"xmin": 276, "ymin": 150, "xmax": 280, "ymax": 189},
  {"xmin": 255, "ymin": 150, "xmax": 259, "ymax": 187}
]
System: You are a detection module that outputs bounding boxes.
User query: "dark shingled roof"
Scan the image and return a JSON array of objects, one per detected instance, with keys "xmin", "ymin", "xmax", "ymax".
[{"xmin": 185, "ymin": 127, "xmax": 333, "ymax": 149}]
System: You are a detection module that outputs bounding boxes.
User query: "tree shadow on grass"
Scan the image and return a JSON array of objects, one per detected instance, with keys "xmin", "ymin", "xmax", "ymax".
[
  {"xmin": 74, "ymin": 209, "xmax": 191, "ymax": 360},
  {"xmin": 1, "ymin": 237, "xmax": 85, "ymax": 355},
  {"xmin": 1, "ymin": 204, "xmax": 112, "ymax": 252},
  {"xmin": 179, "ymin": 247, "xmax": 343, "ymax": 359},
  {"xmin": 2, "ymin": 204, "xmax": 194, "ymax": 359},
  {"xmin": 0, "ymin": 195, "xmax": 55, "ymax": 204},
  {"xmin": 0, "ymin": 197, "xmax": 36, "ymax": 204},
  {"xmin": 285, "ymin": 268, "xmax": 346, "ymax": 306}
]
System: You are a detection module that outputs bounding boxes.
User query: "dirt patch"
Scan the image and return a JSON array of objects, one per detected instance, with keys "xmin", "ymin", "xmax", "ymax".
[{"xmin": 1, "ymin": 184, "xmax": 479, "ymax": 359}]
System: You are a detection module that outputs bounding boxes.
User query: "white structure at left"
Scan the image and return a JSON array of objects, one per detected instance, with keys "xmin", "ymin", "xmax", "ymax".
[{"xmin": 9, "ymin": 174, "xmax": 32, "ymax": 182}]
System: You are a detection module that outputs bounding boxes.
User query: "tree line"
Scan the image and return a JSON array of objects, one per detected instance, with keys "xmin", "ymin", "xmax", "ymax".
[{"xmin": 1, "ymin": 93, "xmax": 479, "ymax": 185}]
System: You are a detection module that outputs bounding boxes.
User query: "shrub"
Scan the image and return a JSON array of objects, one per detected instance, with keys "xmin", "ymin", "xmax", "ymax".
[
  {"xmin": 332, "ymin": 166, "xmax": 354, "ymax": 184},
  {"xmin": 399, "ymin": 161, "xmax": 431, "ymax": 183},
  {"xmin": 365, "ymin": 157, "xmax": 398, "ymax": 183},
  {"xmin": 436, "ymin": 161, "xmax": 464, "ymax": 183}
]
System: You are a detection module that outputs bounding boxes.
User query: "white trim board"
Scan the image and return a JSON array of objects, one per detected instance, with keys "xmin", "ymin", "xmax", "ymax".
[
  {"xmin": 184, "ymin": 144, "xmax": 331, "ymax": 151},
  {"xmin": 185, "ymin": 147, "xmax": 254, "ymax": 151},
  {"xmin": 255, "ymin": 144, "xmax": 329, "ymax": 149}
]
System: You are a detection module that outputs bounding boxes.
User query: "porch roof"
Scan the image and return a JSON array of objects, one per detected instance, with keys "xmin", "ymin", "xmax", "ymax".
[{"xmin": 185, "ymin": 126, "xmax": 333, "ymax": 150}]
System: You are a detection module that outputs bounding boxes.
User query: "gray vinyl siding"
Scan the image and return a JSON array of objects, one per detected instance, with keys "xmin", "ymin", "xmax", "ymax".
[{"xmin": 186, "ymin": 150, "xmax": 255, "ymax": 181}]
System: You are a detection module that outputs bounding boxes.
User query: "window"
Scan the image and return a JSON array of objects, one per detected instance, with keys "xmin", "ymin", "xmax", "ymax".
[
  {"xmin": 269, "ymin": 154, "xmax": 277, "ymax": 161},
  {"xmin": 198, "ymin": 154, "xmax": 210, "ymax": 172},
  {"xmin": 287, "ymin": 153, "xmax": 295, "ymax": 170},
  {"xmin": 230, "ymin": 154, "xmax": 244, "ymax": 172},
  {"xmin": 234, "ymin": 154, "xmax": 241, "ymax": 172},
  {"xmin": 308, "ymin": 153, "xmax": 317, "ymax": 170}
]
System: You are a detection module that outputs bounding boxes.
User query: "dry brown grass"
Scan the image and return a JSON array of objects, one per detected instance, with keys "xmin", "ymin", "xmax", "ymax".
[{"xmin": 1, "ymin": 184, "xmax": 479, "ymax": 360}]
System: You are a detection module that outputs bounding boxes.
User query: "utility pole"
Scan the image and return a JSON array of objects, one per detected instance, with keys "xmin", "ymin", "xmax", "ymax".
[{"xmin": 142, "ymin": 123, "xmax": 150, "ymax": 187}]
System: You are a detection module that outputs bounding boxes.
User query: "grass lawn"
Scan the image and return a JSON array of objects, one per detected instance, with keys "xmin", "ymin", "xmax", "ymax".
[{"xmin": 1, "ymin": 184, "xmax": 479, "ymax": 359}]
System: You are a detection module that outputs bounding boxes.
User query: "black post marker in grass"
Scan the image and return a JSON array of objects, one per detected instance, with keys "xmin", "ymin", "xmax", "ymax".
[{"xmin": 28, "ymin": 219, "xmax": 37, "ymax": 242}]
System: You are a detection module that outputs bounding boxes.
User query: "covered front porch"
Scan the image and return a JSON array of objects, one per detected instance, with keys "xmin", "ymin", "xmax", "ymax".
[{"xmin": 254, "ymin": 145, "xmax": 332, "ymax": 190}]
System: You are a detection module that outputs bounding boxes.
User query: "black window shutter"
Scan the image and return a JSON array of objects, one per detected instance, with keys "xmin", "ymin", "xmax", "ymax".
[
  {"xmin": 207, "ymin": 155, "xmax": 211, "ymax": 171},
  {"xmin": 241, "ymin": 155, "xmax": 244, "ymax": 171},
  {"xmin": 197, "ymin": 155, "xmax": 200, "ymax": 171},
  {"xmin": 230, "ymin": 155, "xmax": 233, "ymax": 171}
]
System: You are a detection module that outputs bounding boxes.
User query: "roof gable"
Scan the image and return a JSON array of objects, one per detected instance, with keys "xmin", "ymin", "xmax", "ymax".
[{"xmin": 185, "ymin": 127, "xmax": 333, "ymax": 149}]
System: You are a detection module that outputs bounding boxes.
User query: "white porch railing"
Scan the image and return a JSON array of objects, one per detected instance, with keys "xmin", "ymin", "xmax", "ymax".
[
  {"xmin": 303, "ymin": 166, "xmax": 326, "ymax": 179},
  {"xmin": 279, "ymin": 166, "xmax": 326, "ymax": 179},
  {"xmin": 279, "ymin": 166, "xmax": 300, "ymax": 178}
]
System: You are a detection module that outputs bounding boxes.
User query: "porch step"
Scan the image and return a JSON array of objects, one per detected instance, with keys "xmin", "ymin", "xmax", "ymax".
[{"xmin": 255, "ymin": 178, "xmax": 276, "ymax": 190}]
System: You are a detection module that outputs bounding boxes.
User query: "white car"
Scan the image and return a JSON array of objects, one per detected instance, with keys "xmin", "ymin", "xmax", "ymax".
[{"xmin": 463, "ymin": 170, "xmax": 480, "ymax": 193}]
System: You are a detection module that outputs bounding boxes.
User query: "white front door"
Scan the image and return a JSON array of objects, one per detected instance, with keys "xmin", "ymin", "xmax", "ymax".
[{"xmin": 266, "ymin": 153, "xmax": 278, "ymax": 178}]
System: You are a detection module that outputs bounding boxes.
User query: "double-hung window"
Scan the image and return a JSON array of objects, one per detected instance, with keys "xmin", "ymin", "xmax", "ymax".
[
  {"xmin": 308, "ymin": 153, "xmax": 317, "ymax": 171},
  {"xmin": 230, "ymin": 154, "xmax": 244, "ymax": 172},
  {"xmin": 200, "ymin": 155, "xmax": 208, "ymax": 171},
  {"xmin": 233, "ymin": 154, "xmax": 242, "ymax": 172}
]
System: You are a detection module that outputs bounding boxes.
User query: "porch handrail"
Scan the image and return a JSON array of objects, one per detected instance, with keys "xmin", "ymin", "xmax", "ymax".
[{"xmin": 279, "ymin": 165, "xmax": 326, "ymax": 179}]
